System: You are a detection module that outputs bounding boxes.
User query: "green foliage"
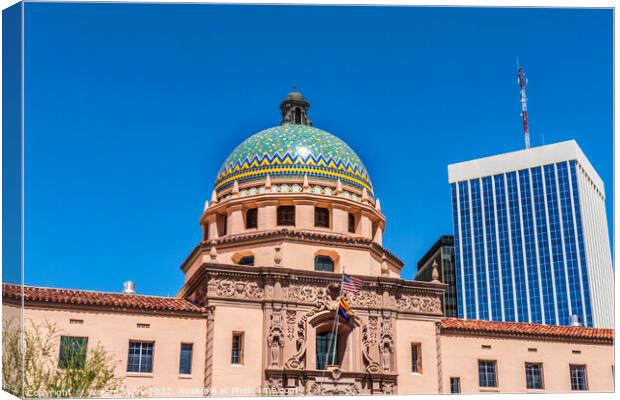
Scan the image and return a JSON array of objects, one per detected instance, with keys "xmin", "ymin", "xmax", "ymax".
[{"xmin": 2, "ymin": 317, "xmax": 122, "ymax": 398}]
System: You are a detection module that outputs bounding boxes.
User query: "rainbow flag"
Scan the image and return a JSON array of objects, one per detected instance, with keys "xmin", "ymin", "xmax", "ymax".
[{"xmin": 337, "ymin": 298, "xmax": 353, "ymax": 321}]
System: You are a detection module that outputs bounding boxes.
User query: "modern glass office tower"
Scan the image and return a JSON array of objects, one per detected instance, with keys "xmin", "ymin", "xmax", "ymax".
[
  {"xmin": 448, "ymin": 141, "xmax": 613, "ymax": 328},
  {"xmin": 415, "ymin": 235, "xmax": 458, "ymax": 317}
]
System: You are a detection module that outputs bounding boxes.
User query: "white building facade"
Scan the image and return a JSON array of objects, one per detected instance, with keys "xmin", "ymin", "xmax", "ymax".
[{"xmin": 448, "ymin": 141, "xmax": 613, "ymax": 328}]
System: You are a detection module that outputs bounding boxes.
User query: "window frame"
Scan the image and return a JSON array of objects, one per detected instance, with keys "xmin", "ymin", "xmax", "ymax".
[
  {"xmin": 179, "ymin": 343, "xmax": 193, "ymax": 375},
  {"xmin": 569, "ymin": 364, "xmax": 588, "ymax": 391},
  {"xmin": 231, "ymin": 332, "xmax": 244, "ymax": 365},
  {"xmin": 316, "ymin": 331, "xmax": 338, "ymax": 370},
  {"xmin": 348, "ymin": 213, "xmax": 356, "ymax": 233},
  {"xmin": 314, "ymin": 255, "xmax": 334, "ymax": 272},
  {"xmin": 525, "ymin": 362, "xmax": 544, "ymax": 390},
  {"xmin": 127, "ymin": 341, "xmax": 154, "ymax": 373},
  {"xmin": 314, "ymin": 207, "xmax": 330, "ymax": 228},
  {"xmin": 238, "ymin": 255, "xmax": 255, "ymax": 266},
  {"xmin": 411, "ymin": 343, "xmax": 423, "ymax": 373},
  {"xmin": 58, "ymin": 336, "xmax": 88, "ymax": 370},
  {"xmin": 450, "ymin": 377, "xmax": 461, "ymax": 394},
  {"xmin": 478, "ymin": 359, "xmax": 498, "ymax": 388},
  {"xmin": 245, "ymin": 208, "xmax": 258, "ymax": 229},
  {"xmin": 277, "ymin": 206, "xmax": 295, "ymax": 226}
]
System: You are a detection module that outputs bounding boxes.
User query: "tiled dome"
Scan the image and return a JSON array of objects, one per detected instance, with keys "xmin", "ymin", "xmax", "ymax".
[{"xmin": 214, "ymin": 124, "xmax": 373, "ymax": 196}]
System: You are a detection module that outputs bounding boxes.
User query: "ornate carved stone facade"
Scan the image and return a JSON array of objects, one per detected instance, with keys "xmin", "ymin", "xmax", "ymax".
[{"xmin": 179, "ymin": 263, "xmax": 445, "ymax": 395}]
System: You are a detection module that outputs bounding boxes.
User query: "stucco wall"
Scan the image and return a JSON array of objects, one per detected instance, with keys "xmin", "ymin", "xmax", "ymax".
[
  {"xmin": 209, "ymin": 304, "xmax": 264, "ymax": 396},
  {"xmin": 9, "ymin": 304, "xmax": 207, "ymax": 397},
  {"xmin": 440, "ymin": 333, "xmax": 614, "ymax": 393},
  {"xmin": 395, "ymin": 318, "xmax": 440, "ymax": 394}
]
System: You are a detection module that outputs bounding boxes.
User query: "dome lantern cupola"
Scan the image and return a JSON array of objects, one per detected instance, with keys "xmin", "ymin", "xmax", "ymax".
[{"xmin": 280, "ymin": 88, "xmax": 312, "ymax": 126}]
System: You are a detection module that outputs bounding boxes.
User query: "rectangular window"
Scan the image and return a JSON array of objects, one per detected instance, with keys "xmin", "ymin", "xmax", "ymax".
[
  {"xmin": 314, "ymin": 207, "xmax": 330, "ymax": 228},
  {"xmin": 348, "ymin": 213, "xmax": 355, "ymax": 233},
  {"xmin": 570, "ymin": 364, "xmax": 588, "ymax": 391},
  {"xmin": 411, "ymin": 343, "xmax": 422, "ymax": 373},
  {"xmin": 450, "ymin": 377, "xmax": 461, "ymax": 394},
  {"xmin": 58, "ymin": 336, "xmax": 88, "ymax": 369},
  {"xmin": 231, "ymin": 332, "xmax": 244, "ymax": 365},
  {"xmin": 525, "ymin": 363, "xmax": 544, "ymax": 389},
  {"xmin": 277, "ymin": 206, "xmax": 295, "ymax": 226},
  {"xmin": 127, "ymin": 341, "xmax": 154, "ymax": 373},
  {"xmin": 179, "ymin": 343, "xmax": 193, "ymax": 374},
  {"xmin": 478, "ymin": 360, "xmax": 498, "ymax": 388},
  {"xmin": 246, "ymin": 208, "xmax": 258, "ymax": 229}
]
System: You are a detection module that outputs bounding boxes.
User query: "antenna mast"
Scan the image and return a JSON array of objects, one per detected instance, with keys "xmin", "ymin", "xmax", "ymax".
[{"xmin": 517, "ymin": 62, "xmax": 531, "ymax": 149}]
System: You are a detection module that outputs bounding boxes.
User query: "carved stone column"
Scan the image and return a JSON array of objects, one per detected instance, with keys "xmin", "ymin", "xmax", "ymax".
[{"xmin": 204, "ymin": 306, "xmax": 216, "ymax": 395}]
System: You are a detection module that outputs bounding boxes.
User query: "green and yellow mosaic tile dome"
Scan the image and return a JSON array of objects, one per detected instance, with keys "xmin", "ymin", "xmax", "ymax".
[{"xmin": 214, "ymin": 91, "xmax": 373, "ymax": 197}]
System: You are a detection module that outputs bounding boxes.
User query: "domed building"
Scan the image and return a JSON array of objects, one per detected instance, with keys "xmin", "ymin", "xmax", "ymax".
[
  {"xmin": 3, "ymin": 92, "xmax": 613, "ymax": 398},
  {"xmin": 188, "ymin": 91, "xmax": 396, "ymax": 279}
]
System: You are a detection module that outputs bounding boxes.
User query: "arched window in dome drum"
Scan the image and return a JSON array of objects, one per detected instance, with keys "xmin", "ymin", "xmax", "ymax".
[
  {"xmin": 277, "ymin": 206, "xmax": 295, "ymax": 226},
  {"xmin": 245, "ymin": 208, "xmax": 257, "ymax": 229},
  {"xmin": 238, "ymin": 256, "xmax": 254, "ymax": 266},
  {"xmin": 348, "ymin": 213, "xmax": 356, "ymax": 233},
  {"xmin": 314, "ymin": 207, "xmax": 330, "ymax": 228},
  {"xmin": 314, "ymin": 255, "xmax": 334, "ymax": 272}
]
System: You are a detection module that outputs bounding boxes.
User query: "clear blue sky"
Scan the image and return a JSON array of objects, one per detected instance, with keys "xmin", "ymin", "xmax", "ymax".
[{"xmin": 17, "ymin": 4, "xmax": 612, "ymax": 296}]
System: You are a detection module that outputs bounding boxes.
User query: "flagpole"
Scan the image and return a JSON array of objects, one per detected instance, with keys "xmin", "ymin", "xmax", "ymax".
[
  {"xmin": 330, "ymin": 267, "xmax": 346, "ymax": 366},
  {"xmin": 324, "ymin": 267, "xmax": 345, "ymax": 370}
]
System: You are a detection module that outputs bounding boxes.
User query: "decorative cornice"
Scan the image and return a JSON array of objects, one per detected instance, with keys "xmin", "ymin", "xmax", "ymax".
[
  {"xmin": 180, "ymin": 228, "xmax": 402, "ymax": 272},
  {"xmin": 179, "ymin": 263, "xmax": 446, "ymax": 318}
]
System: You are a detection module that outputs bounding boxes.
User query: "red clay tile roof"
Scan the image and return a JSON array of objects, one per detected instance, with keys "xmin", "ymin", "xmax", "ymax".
[
  {"xmin": 3, "ymin": 284, "xmax": 204, "ymax": 314},
  {"xmin": 441, "ymin": 318, "xmax": 613, "ymax": 342}
]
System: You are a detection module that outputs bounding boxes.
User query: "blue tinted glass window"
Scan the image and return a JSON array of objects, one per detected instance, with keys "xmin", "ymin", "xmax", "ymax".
[
  {"xmin": 459, "ymin": 181, "xmax": 476, "ymax": 319},
  {"xmin": 494, "ymin": 174, "xmax": 514, "ymax": 321},
  {"xmin": 544, "ymin": 165, "xmax": 570, "ymax": 325},
  {"xmin": 519, "ymin": 169, "xmax": 542, "ymax": 323},
  {"xmin": 452, "ymin": 184, "xmax": 464, "ymax": 319},
  {"xmin": 507, "ymin": 172, "xmax": 529, "ymax": 322},
  {"xmin": 483, "ymin": 177, "xmax": 502, "ymax": 321},
  {"xmin": 471, "ymin": 179, "xmax": 488, "ymax": 320},
  {"xmin": 570, "ymin": 161, "xmax": 592, "ymax": 327},
  {"xmin": 557, "ymin": 162, "xmax": 584, "ymax": 325},
  {"xmin": 531, "ymin": 167, "xmax": 556, "ymax": 324},
  {"xmin": 179, "ymin": 343, "xmax": 193, "ymax": 374}
]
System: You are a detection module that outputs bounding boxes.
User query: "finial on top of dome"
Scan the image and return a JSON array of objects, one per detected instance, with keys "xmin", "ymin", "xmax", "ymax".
[
  {"xmin": 335, "ymin": 179, "xmax": 343, "ymax": 196},
  {"xmin": 302, "ymin": 174, "xmax": 310, "ymax": 192},
  {"xmin": 265, "ymin": 174, "xmax": 272, "ymax": 192},
  {"xmin": 375, "ymin": 198, "xmax": 381, "ymax": 211},
  {"xmin": 280, "ymin": 88, "xmax": 312, "ymax": 126},
  {"xmin": 204, "ymin": 200, "xmax": 209, "ymax": 212},
  {"xmin": 211, "ymin": 190, "xmax": 219, "ymax": 205}
]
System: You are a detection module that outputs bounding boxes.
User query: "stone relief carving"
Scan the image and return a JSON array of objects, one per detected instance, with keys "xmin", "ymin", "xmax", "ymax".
[
  {"xmin": 361, "ymin": 322, "xmax": 381, "ymax": 373},
  {"xmin": 396, "ymin": 292, "xmax": 441, "ymax": 314},
  {"xmin": 286, "ymin": 282, "xmax": 340, "ymax": 304},
  {"xmin": 380, "ymin": 316, "xmax": 395, "ymax": 372},
  {"xmin": 284, "ymin": 299, "xmax": 332, "ymax": 369},
  {"xmin": 285, "ymin": 310, "xmax": 296, "ymax": 340},
  {"xmin": 343, "ymin": 289, "xmax": 381, "ymax": 308},
  {"xmin": 267, "ymin": 310, "xmax": 285, "ymax": 367},
  {"xmin": 381, "ymin": 381, "xmax": 396, "ymax": 395},
  {"xmin": 207, "ymin": 277, "xmax": 264, "ymax": 299}
]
